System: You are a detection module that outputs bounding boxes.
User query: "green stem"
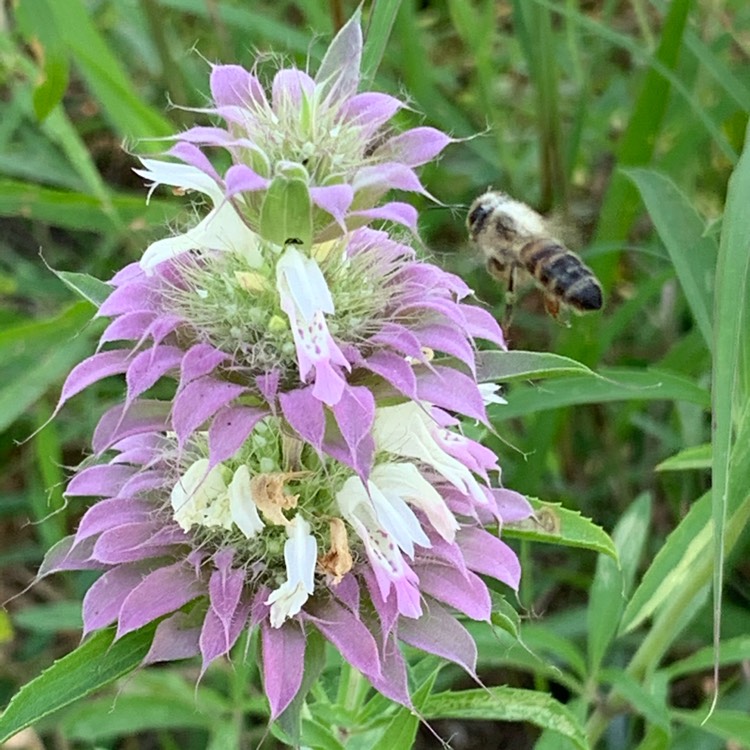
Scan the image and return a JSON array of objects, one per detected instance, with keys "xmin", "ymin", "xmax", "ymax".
[
  {"xmin": 228, "ymin": 629, "xmax": 254, "ymax": 749},
  {"xmin": 139, "ymin": 0, "xmax": 190, "ymax": 112},
  {"xmin": 586, "ymin": 493, "xmax": 750, "ymax": 746},
  {"xmin": 337, "ymin": 662, "xmax": 369, "ymax": 712}
]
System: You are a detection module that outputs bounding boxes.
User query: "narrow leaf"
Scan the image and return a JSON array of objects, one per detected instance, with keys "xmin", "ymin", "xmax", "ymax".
[
  {"xmin": 362, "ymin": 0, "xmax": 404, "ymax": 84},
  {"xmin": 600, "ymin": 668, "xmax": 670, "ymax": 731},
  {"xmin": 672, "ymin": 709, "xmax": 750, "ymax": 745},
  {"xmin": 494, "ymin": 367, "xmax": 709, "ymax": 420},
  {"xmin": 503, "ymin": 498, "xmax": 618, "ymax": 560},
  {"xmin": 0, "ymin": 335, "xmax": 94, "ymax": 432},
  {"xmin": 588, "ymin": 494, "xmax": 652, "ymax": 673},
  {"xmin": 422, "ymin": 687, "xmax": 587, "ymax": 750},
  {"xmin": 625, "ymin": 169, "xmax": 717, "ymax": 347},
  {"xmin": 711, "ymin": 123, "xmax": 750, "ymax": 681},
  {"xmin": 655, "ymin": 444, "xmax": 711, "ymax": 472},
  {"xmin": 477, "ymin": 350, "xmax": 593, "ymax": 382},
  {"xmin": 61, "ymin": 695, "xmax": 213, "ymax": 741},
  {"xmin": 53, "ymin": 270, "xmax": 112, "ymax": 307},
  {"xmin": 0, "ymin": 625, "xmax": 157, "ymax": 743},
  {"xmin": 621, "ymin": 492, "xmax": 711, "ymax": 634},
  {"xmin": 662, "ymin": 635, "xmax": 750, "ymax": 679}
]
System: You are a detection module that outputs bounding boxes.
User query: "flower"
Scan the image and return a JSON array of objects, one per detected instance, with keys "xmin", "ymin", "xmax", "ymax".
[
  {"xmin": 275, "ymin": 245, "xmax": 350, "ymax": 405},
  {"xmin": 43, "ymin": 404, "xmax": 530, "ymax": 715},
  {"xmin": 41, "ymin": 12, "xmax": 531, "ymax": 720},
  {"xmin": 136, "ymin": 12, "xmax": 453, "ymax": 270},
  {"xmin": 266, "ymin": 516, "xmax": 318, "ymax": 627}
]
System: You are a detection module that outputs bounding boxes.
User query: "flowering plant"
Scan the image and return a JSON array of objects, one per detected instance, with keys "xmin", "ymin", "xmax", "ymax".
[{"xmin": 39, "ymin": 12, "xmax": 531, "ymax": 726}]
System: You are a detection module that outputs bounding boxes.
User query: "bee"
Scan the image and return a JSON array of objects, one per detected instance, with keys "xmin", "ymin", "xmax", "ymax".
[{"xmin": 467, "ymin": 190, "xmax": 603, "ymax": 326}]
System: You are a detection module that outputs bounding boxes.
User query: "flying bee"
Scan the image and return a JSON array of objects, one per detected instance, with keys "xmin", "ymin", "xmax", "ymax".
[{"xmin": 467, "ymin": 190, "xmax": 603, "ymax": 326}]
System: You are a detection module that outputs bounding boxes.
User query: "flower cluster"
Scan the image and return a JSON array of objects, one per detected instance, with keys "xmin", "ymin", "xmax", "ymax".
[{"xmin": 43, "ymin": 14, "xmax": 531, "ymax": 717}]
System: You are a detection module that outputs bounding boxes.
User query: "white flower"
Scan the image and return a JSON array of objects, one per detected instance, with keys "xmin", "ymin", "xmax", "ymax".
[
  {"xmin": 371, "ymin": 463, "xmax": 459, "ymax": 543},
  {"xmin": 170, "ymin": 458, "xmax": 232, "ymax": 532},
  {"xmin": 373, "ymin": 402, "xmax": 488, "ymax": 505},
  {"xmin": 228, "ymin": 465, "xmax": 265, "ymax": 538},
  {"xmin": 479, "ymin": 382, "xmax": 507, "ymax": 406},
  {"xmin": 276, "ymin": 246, "xmax": 350, "ymax": 405},
  {"xmin": 336, "ymin": 475, "xmax": 423, "ymax": 618},
  {"xmin": 136, "ymin": 160, "xmax": 263, "ymax": 271},
  {"xmin": 266, "ymin": 516, "xmax": 317, "ymax": 627}
]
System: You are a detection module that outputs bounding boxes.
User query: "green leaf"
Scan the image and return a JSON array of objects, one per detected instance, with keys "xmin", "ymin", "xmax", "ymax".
[
  {"xmin": 0, "ymin": 302, "xmax": 93, "ymax": 359},
  {"xmin": 490, "ymin": 593, "xmax": 521, "ymax": 639},
  {"xmin": 600, "ymin": 668, "xmax": 670, "ymax": 731},
  {"xmin": 260, "ymin": 174, "xmax": 313, "ymax": 248},
  {"xmin": 477, "ymin": 350, "xmax": 593, "ymax": 382},
  {"xmin": 39, "ymin": 0, "xmax": 173, "ymax": 140},
  {"xmin": 579, "ymin": 0, "xmax": 724, "ymax": 283},
  {"xmin": 363, "ymin": 665, "xmax": 439, "ymax": 749},
  {"xmin": 672, "ymin": 709, "xmax": 750, "ymax": 746},
  {"xmin": 655, "ymin": 443, "xmax": 711, "ymax": 472},
  {"xmin": 362, "ymin": 0, "xmax": 403, "ymax": 84},
  {"xmin": 0, "ymin": 625, "xmax": 157, "ymax": 743},
  {"xmin": 12, "ymin": 602, "xmax": 82, "ymax": 634},
  {"xmin": 633, "ymin": 724, "xmax": 671, "ymax": 750},
  {"xmin": 299, "ymin": 719, "xmax": 347, "ymax": 750},
  {"xmin": 52, "ymin": 270, "xmax": 112, "ymax": 307},
  {"xmin": 621, "ymin": 492, "xmax": 711, "ymax": 634},
  {"xmin": 15, "ymin": 0, "xmax": 69, "ymax": 122},
  {"xmin": 207, "ymin": 723, "xmax": 243, "ymax": 750},
  {"xmin": 503, "ymin": 498, "xmax": 617, "ymax": 560},
  {"xmin": 625, "ymin": 169, "xmax": 717, "ymax": 348},
  {"xmin": 0, "ymin": 306, "xmax": 96, "ymax": 432},
  {"xmin": 32, "ymin": 55, "xmax": 70, "ymax": 122},
  {"xmin": 468, "ymin": 624, "xmax": 580, "ymax": 692},
  {"xmin": 587, "ymin": 494, "xmax": 652, "ymax": 673},
  {"xmin": 621, "ymin": 490, "xmax": 750, "ymax": 635},
  {"xmin": 661, "ymin": 635, "xmax": 750, "ymax": 680},
  {"xmin": 156, "ymin": 0, "xmax": 315, "ymax": 56},
  {"xmin": 523, "ymin": 626, "xmax": 587, "ymax": 680},
  {"xmin": 533, "ymin": 698, "xmax": 588, "ymax": 750},
  {"xmin": 0, "ymin": 178, "xmax": 180, "ymax": 233},
  {"xmin": 615, "ymin": 493, "xmax": 653, "ymax": 598},
  {"xmin": 368, "ymin": 703, "xmax": 419, "ymax": 750},
  {"xmin": 713, "ymin": 122, "xmax": 750, "ymax": 662},
  {"xmin": 493, "ymin": 367, "xmax": 710, "ymax": 420},
  {"xmin": 422, "ymin": 687, "xmax": 588, "ymax": 750},
  {"xmin": 61, "ymin": 695, "xmax": 213, "ymax": 741},
  {"xmin": 31, "ymin": 406, "xmax": 67, "ymax": 548},
  {"xmin": 683, "ymin": 27, "xmax": 750, "ymax": 112}
]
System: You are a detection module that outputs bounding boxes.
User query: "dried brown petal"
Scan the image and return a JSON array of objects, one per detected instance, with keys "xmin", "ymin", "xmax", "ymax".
[
  {"xmin": 318, "ymin": 517, "xmax": 353, "ymax": 583},
  {"xmin": 250, "ymin": 472, "xmax": 303, "ymax": 525}
]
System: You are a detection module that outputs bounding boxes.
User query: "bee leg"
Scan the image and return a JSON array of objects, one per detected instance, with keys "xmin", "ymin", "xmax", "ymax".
[
  {"xmin": 486, "ymin": 258, "xmax": 515, "ymax": 331},
  {"xmin": 543, "ymin": 295, "xmax": 560, "ymax": 319},
  {"xmin": 544, "ymin": 295, "xmax": 571, "ymax": 327},
  {"xmin": 503, "ymin": 264, "xmax": 517, "ymax": 331}
]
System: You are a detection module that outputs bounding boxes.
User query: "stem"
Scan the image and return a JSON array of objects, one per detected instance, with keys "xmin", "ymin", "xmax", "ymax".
[
  {"xmin": 337, "ymin": 662, "xmax": 369, "ymax": 712},
  {"xmin": 586, "ymin": 493, "xmax": 750, "ymax": 746},
  {"xmin": 139, "ymin": 0, "xmax": 189, "ymax": 112},
  {"xmin": 228, "ymin": 629, "xmax": 254, "ymax": 749}
]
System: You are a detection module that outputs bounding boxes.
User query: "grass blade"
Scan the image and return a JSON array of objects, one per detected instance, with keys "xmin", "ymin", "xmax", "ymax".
[
  {"xmin": 711, "ymin": 121, "xmax": 750, "ymax": 692},
  {"xmin": 361, "ymin": 0, "xmax": 404, "ymax": 85},
  {"xmin": 625, "ymin": 168, "xmax": 717, "ymax": 348}
]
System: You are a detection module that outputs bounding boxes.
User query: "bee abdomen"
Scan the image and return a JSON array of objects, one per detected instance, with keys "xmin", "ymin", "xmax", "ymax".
[{"xmin": 521, "ymin": 240, "xmax": 603, "ymax": 311}]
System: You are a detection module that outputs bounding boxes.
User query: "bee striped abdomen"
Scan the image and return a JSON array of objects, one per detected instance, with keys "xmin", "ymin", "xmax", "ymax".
[{"xmin": 521, "ymin": 240, "xmax": 603, "ymax": 312}]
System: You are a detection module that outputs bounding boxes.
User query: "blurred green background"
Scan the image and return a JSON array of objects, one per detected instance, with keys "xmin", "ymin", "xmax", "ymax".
[{"xmin": 1, "ymin": 1, "xmax": 749, "ymax": 748}]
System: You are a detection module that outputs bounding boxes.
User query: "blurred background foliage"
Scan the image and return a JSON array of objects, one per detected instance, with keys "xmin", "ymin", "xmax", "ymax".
[{"xmin": 0, "ymin": 0, "xmax": 749, "ymax": 748}]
